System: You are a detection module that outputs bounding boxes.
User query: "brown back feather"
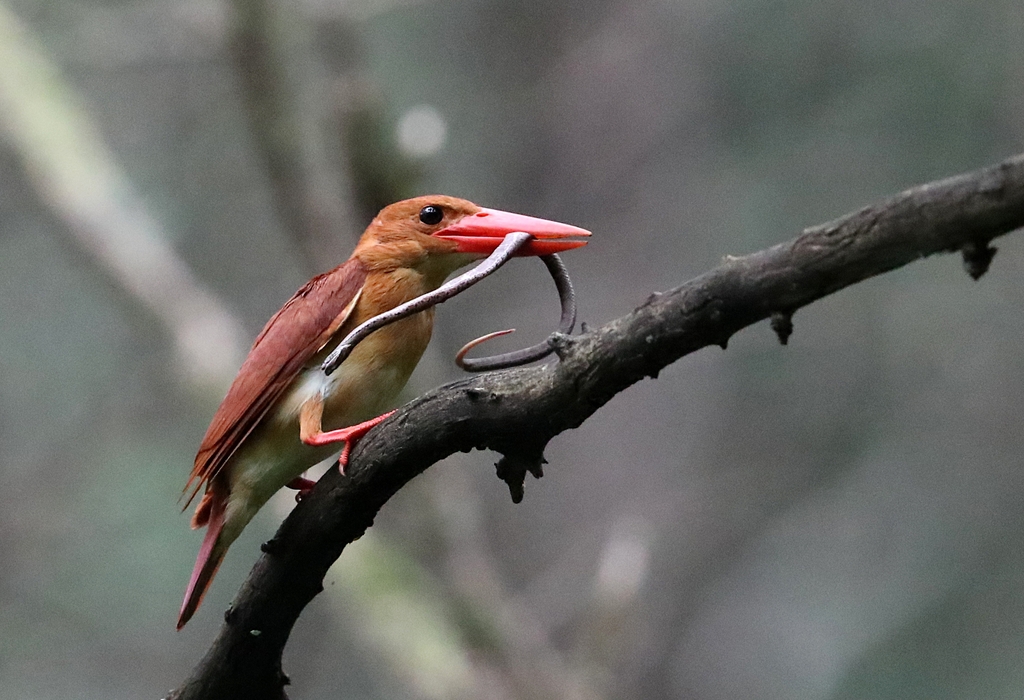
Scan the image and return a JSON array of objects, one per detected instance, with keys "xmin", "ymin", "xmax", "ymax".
[{"xmin": 182, "ymin": 258, "xmax": 368, "ymax": 506}]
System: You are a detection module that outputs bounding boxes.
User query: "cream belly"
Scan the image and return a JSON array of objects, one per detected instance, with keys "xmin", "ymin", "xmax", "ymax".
[{"xmin": 219, "ymin": 312, "xmax": 433, "ymax": 541}]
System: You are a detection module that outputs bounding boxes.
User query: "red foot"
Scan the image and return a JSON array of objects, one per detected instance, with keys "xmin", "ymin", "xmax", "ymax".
[
  {"xmin": 286, "ymin": 476, "xmax": 317, "ymax": 490},
  {"xmin": 303, "ymin": 411, "xmax": 396, "ymax": 475},
  {"xmin": 286, "ymin": 476, "xmax": 316, "ymax": 502}
]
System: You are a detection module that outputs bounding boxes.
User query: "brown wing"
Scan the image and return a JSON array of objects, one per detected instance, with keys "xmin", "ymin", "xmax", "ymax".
[{"xmin": 182, "ymin": 258, "xmax": 368, "ymax": 506}]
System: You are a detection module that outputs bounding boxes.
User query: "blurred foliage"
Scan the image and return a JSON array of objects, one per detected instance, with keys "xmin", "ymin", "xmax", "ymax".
[{"xmin": 0, "ymin": 0, "xmax": 1023, "ymax": 698}]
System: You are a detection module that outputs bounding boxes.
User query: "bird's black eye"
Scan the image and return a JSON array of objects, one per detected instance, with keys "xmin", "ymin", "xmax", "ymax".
[{"xmin": 419, "ymin": 205, "xmax": 444, "ymax": 225}]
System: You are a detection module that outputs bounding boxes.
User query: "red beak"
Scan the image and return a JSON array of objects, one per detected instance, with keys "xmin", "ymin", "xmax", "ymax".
[{"xmin": 434, "ymin": 207, "xmax": 591, "ymax": 256}]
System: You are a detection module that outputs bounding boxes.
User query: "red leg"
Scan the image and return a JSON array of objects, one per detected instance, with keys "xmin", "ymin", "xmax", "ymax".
[{"xmin": 302, "ymin": 410, "xmax": 396, "ymax": 474}]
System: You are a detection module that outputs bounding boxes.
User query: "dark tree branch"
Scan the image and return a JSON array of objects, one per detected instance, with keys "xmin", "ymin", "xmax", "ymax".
[{"xmin": 167, "ymin": 153, "xmax": 1024, "ymax": 699}]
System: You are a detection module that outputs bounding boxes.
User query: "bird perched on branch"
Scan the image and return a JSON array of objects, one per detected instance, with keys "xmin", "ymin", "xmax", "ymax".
[{"xmin": 177, "ymin": 195, "xmax": 589, "ymax": 628}]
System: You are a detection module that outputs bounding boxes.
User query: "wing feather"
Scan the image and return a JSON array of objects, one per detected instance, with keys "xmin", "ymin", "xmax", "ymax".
[{"xmin": 183, "ymin": 258, "xmax": 368, "ymax": 506}]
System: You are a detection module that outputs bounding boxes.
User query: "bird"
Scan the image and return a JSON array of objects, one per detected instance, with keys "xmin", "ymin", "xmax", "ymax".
[{"xmin": 177, "ymin": 195, "xmax": 590, "ymax": 628}]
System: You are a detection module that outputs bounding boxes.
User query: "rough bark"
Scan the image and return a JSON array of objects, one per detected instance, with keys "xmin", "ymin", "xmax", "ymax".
[{"xmin": 167, "ymin": 153, "xmax": 1024, "ymax": 699}]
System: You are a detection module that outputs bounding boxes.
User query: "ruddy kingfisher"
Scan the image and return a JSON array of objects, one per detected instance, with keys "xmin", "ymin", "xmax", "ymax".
[{"xmin": 178, "ymin": 195, "xmax": 589, "ymax": 628}]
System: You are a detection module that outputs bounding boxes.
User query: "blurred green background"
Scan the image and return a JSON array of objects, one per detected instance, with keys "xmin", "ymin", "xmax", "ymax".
[{"xmin": 1, "ymin": 0, "xmax": 1023, "ymax": 698}]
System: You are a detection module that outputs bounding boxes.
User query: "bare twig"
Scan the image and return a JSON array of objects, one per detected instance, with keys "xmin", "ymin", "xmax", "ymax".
[{"xmin": 167, "ymin": 154, "xmax": 1024, "ymax": 699}]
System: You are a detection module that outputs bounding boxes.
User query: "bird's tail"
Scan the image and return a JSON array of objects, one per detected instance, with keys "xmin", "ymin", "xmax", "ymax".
[{"xmin": 177, "ymin": 489, "xmax": 228, "ymax": 629}]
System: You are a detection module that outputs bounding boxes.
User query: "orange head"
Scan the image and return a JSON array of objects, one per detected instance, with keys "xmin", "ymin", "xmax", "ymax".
[{"xmin": 353, "ymin": 195, "xmax": 589, "ymax": 272}]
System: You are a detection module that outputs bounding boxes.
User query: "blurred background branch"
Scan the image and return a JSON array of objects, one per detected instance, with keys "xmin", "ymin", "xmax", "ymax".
[
  {"xmin": 0, "ymin": 2, "xmax": 246, "ymax": 388},
  {"xmin": 227, "ymin": 0, "xmax": 357, "ymax": 266}
]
